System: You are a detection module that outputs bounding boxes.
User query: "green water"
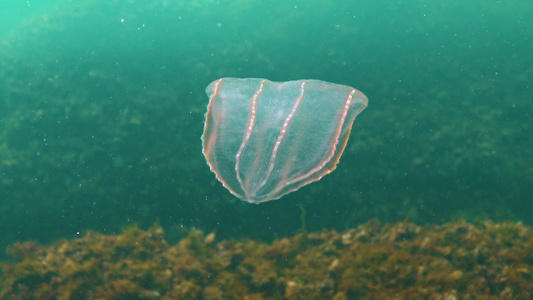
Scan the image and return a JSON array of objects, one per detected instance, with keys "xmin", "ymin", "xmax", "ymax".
[{"xmin": 0, "ymin": 0, "xmax": 531, "ymax": 254}]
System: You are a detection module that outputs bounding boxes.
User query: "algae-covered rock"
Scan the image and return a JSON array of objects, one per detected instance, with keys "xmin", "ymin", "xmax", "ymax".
[{"xmin": 1, "ymin": 219, "xmax": 532, "ymax": 299}]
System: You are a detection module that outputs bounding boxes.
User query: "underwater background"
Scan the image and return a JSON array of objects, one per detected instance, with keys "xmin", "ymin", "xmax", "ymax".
[{"xmin": 0, "ymin": 0, "xmax": 532, "ymax": 258}]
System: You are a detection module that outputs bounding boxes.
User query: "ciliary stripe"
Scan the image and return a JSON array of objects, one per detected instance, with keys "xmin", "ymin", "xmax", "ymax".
[
  {"xmin": 203, "ymin": 78, "xmax": 244, "ymax": 199},
  {"xmin": 235, "ymin": 79, "xmax": 266, "ymax": 198},
  {"xmin": 285, "ymin": 88, "xmax": 356, "ymax": 186},
  {"xmin": 252, "ymin": 81, "xmax": 306, "ymax": 196}
]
